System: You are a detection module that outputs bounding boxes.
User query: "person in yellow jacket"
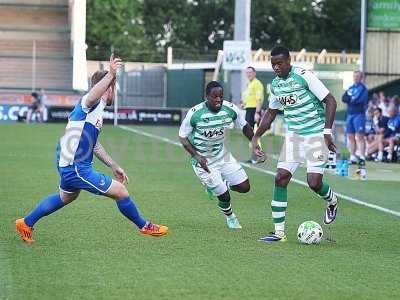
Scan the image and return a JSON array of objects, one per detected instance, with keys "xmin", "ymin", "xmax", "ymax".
[
  {"xmin": 241, "ymin": 66, "xmax": 265, "ymax": 129},
  {"xmin": 241, "ymin": 66, "xmax": 265, "ymax": 163}
]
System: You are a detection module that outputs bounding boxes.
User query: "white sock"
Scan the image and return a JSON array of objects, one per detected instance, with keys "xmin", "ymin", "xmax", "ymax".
[
  {"xmin": 227, "ymin": 212, "xmax": 236, "ymax": 220},
  {"xmin": 377, "ymin": 151, "xmax": 383, "ymax": 160},
  {"xmin": 328, "ymin": 193, "xmax": 338, "ymax": 206},
  {"xmin": 350, "ymin": 154, "xmax": 357, "ymax": 161},
  {"xmin": 274, "ymin": 223, "xmax": 285, "ymax": 235}
]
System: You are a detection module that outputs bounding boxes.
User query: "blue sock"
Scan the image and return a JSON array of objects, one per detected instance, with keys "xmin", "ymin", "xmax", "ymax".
[
  {"xmin": 24, "ymin": 193, "xmax": 65, "ymax": 227},
  {"xmin": 116, "ymin": 197, "xmax": 147, "ymax": 229}
]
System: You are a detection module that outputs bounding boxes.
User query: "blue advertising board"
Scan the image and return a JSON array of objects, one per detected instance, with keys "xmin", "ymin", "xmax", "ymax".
[{"xmin": 0, "ymin": 104, "xmax": 29, "ymax": 122}]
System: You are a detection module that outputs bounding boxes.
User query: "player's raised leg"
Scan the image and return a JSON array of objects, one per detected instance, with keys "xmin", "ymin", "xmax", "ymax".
[
  {"xmin": 216, "ymin": 190, "xmax": 242, "ymax": 229},
  {"xmin": 105, "ymin": 179, "xmax": 168, "ymax": 236},
  {"xmin": 15, "ymin": 189, "xmax": 80, "ymax": 243},
  {"xmin": 307, "ymin": 172, "xmax": 338, "ymax": 225},
  {"xmin": 195, "ymin": 160, "xmax": 244, "ymax": 229}
]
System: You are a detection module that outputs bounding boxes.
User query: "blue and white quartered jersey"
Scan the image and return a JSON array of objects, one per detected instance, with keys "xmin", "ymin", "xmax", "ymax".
[{"xmin": 57, "ymin": 94, "xmax": 106, "ymax": 168}]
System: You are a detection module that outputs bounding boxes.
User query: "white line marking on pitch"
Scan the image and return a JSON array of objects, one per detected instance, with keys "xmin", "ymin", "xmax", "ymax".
[{"xmin": 119, "ymin": 125, "xmax": 400, "ymax": 218}]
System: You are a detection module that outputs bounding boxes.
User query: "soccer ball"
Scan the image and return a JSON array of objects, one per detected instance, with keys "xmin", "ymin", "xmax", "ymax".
[{"xmin": 297, "ymin": 221, "xmax": 323, "ymax": 244}]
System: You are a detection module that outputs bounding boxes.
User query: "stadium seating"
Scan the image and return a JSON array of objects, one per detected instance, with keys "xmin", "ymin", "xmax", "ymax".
[{"xmin": 0, "ymin": 0, "xmax": 73, "ymax": 92}]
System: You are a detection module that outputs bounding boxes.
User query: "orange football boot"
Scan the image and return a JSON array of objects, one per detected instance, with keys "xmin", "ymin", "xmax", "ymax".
[
  {"xmin": 140, "ymin": 222, "xmax": 168, "ymax": 237},
  {"xmin": 15, "ymin": 218, "xmax": 34, "ymax": 244}
]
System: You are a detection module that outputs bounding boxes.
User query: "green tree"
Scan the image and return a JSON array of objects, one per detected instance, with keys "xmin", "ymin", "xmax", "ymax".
[
  {"xmin": 86, "ymin": 0, "xmax": 154, "ymax": 61},
  {"xmin": 142, "ymin": 0, "xmax": 234, "ymax": 61},
  {"xmin": 251, "ymin": 0, "xmax": 360, "ymax": 52},
  {"xmin": 317, "ymin": 0, "xmax": 361, "ymax": 52},
  {"xmin": 85, "ymin": 0, "xmax": 361, "ymax": 62}
]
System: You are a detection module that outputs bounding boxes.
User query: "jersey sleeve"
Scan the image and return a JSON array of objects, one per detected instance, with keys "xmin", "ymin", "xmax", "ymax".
[
  {"xmin": 231, "ymin": 103, "xmax": 247, "ymax": 129},
  {"xmin": 268, "ymin": 86, "xmax": 283, "ymax": 110},
  {"xmin": 80, "ymin": 93, "xmax": 90, "ymax": 113},
  {"xmin": 300, "ymin": 70, "xmax": 330, "ymax": 101},
  {"xmin": 178, "ymin": 109, "xmax": 194, "ymax": 138}
]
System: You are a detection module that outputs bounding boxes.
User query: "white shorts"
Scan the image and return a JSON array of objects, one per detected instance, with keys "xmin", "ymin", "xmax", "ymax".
[
  {"xmin": 277, "ymin": 131, "xmax": 328, "ymax": 175},
  {"xmin": 192, "ymin": 153, "xmax": 248, "ymax": 196}
]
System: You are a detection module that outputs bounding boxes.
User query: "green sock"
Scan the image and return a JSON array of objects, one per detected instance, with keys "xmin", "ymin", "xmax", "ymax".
[
  {"xmin": 218, "ymin": 200, "xmax": 232, "ymax": 217},
  {"xmin": 271, "ymin": 185, "xmax": 287, "ymax": 233},
  {"xmin": 316, "ymin": 182, "xmax": 336, "ymax": 203}
]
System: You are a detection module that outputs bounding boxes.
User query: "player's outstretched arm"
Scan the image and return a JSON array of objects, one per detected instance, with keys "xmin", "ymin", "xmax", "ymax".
[
  {"xmin": 322, "ymin": 93, "xmax": 337, "ymax": 152},
  {"xmin": 93, "ymin": 142, "xmax": 129, "ymax": 184},
  {"xmin": 251, "ymin": 109, "xmax": 279, "ymax": 157},
  {"xmin": 86, "ymin": 54, "xmax": 123, "ymax": 108},
  {"xmin": 179, "ymin": 137, "xmax": 210, "ymax": 173},
  {"xmin": 242, "ymin": 123, "xmax": 254, "ymax": 141}
]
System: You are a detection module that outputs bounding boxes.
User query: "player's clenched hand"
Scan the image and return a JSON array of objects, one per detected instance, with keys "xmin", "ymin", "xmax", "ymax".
[
  {"xmin": 112, "ymin": 165, "xmax": 129, "ymax": 185},
  {"xmin": 324, "ymin": 134, "xmax": 337, "ymax": 153},
  {"xmin": 195, "ymin": 154, "xmax": 210, "ymax": 173},
  {"xmin": 251, "ymin": 137, "xmax": 265, "ymax": 158},
  {"xmin": 109, "ymin": 53, "xmax": 123, "ymax": 76}
]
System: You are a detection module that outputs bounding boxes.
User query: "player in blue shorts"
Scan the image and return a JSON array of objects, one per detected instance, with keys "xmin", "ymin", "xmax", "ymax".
[{"xmin": 15, "ymin": 54, "xmax": 168, "ymax": 243}]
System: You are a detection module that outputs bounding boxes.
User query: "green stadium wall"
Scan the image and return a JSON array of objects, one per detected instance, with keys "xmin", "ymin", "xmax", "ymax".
[
  {"xmin": 167, "ymin": 69, "xmax": 205, "ymax": 108},
  {"xmin": 167, "ymin": 64, "xmax": 358, "ymax": 120}
]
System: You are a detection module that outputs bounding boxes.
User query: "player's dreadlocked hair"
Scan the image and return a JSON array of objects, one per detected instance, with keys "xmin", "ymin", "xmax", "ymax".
[
  {"xmin": 271, "ymin": 46, "xmax": 290, "ymax": 58},
  {"xmin": 206, "ymin": 81, "xmax": 223, "ymax": 96}
]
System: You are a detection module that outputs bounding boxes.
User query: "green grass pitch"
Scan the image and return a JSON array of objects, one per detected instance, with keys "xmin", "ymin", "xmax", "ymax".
[{"xmin": 1, "ymin": 123, "xmax": 399, "ymax": 300}]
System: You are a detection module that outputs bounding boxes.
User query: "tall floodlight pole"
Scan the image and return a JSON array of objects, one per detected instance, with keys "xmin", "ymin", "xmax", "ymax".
[
  {"xmin": 360, "ymin": 0, "xmax": 367, "ymax": 73},
  {"xmin": 230, "ymin": 0, "xmax": 251, "ymax": 104}
]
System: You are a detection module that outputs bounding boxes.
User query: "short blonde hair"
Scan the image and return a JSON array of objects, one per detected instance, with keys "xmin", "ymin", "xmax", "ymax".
[{"xmin": 90, "ymin": 70, "xmax": 108, "ymax": 88}]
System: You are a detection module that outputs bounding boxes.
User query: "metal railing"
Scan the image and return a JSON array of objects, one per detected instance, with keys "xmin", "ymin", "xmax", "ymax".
[{"xmin": 253, "ymin": 48, "xmax": 360, "ymax": 65}]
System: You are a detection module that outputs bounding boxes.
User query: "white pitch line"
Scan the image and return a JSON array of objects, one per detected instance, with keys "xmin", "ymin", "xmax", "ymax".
[{"xmin": 119, "ymin": 125, "xmax": 400, "ymax": 218}]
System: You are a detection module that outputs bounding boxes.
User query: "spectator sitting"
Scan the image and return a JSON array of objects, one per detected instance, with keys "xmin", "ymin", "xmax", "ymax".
[
  {"xmin": 365, "ymin": 107, "xmax": 375, "ymax": 148},
  {"xmin": 376, "ymin": 105, "xmax": 400, "ymax": 162},
  {"xmin": 390, "ymin": 95, "xmax": 399, "ymax": 109},
  {"xmin": 371, "ymin": 92, "xmax": 379, "ymax": 106},
  {"xmin": 366, "ymin": 99, "xmax": 376, "ymax": 115},
  {"xmin": 378, "ymin": 91, "xmax": 389, "ymax": 117},
  {"xmin": 365, "ymin": 107, "xmax": 388, "ymax": 160},
  {"xmin": 342, "ymin": 70, "xmax": 368, "ymax": 164},
  {"xmin": 26, "ymin": 92, "xmax": 44, "ymax": 123}
]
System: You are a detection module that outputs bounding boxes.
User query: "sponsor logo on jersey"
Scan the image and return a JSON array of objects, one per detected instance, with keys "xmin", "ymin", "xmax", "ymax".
[
  {"xmin": 277, "ymin": 94, "xmax": 298, "ymax": 106},
  {"xmin": 202, "ymin": 128, "xmax": 224, "ymax": 138}
]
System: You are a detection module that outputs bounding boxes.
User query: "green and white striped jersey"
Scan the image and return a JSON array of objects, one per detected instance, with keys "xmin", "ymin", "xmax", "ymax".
[
  {"xmin": 179, "ymin": 101, "xmax": 247, "ymax": 165},
  {"xmin": 269, "ymin": 67, "xmax": 330, "ymax": 136}
]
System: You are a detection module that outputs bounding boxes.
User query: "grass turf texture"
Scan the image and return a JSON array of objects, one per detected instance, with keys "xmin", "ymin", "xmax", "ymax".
[{"xmin": 1, "ymin": 123, "xmax": 399, "ymax": 300}]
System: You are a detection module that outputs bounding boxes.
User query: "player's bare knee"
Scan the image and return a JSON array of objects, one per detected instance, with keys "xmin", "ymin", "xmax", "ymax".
[
  {"xmin": 60, "ymin": 190, "xmax": 80, "ymax": 204},
  {"xmin": 307, "ymin": 178, "xmax": 322, "ymax": 192},
  {"xmin": 107, "ymin": 181, "xmax": 129, "ymax": 200},
  {"xmin": 275, "ymin": 171, "xmax": 291, "ymax": 187},
  {"xmin": 238, "ymin": 180, "xmax": 250, "ymax": 193},
  {"xmin": 117, "ymin": 185, "xmax": 129, "ymax": 199}
]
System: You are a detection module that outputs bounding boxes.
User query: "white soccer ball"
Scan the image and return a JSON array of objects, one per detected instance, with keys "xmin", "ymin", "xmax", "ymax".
[{"xmin": 297, "ymin": 221, "xmax": 323, "ymax": 244}]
